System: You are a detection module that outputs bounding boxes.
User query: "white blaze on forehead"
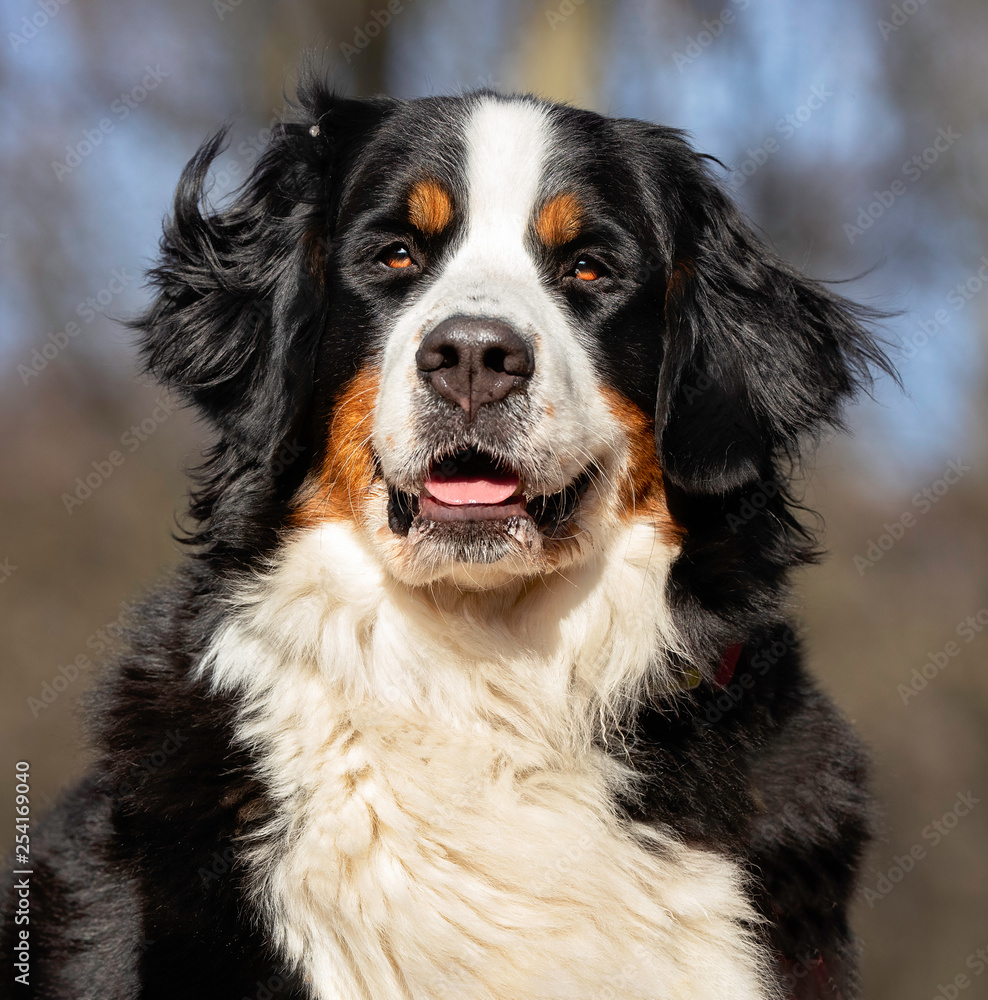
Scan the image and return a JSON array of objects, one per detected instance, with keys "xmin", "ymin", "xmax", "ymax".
[
  {"xmin": 461, "ymin": 97, "xmax": 551, "ymax": 251},
  {"xmin": 372, "ymin": 93, "xmax": 618, "ymax": 515}
]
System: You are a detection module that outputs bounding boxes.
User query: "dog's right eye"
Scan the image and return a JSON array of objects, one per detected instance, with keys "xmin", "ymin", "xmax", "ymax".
[{"xmin": 379, "ymin": 244, "xmax": 415, "ymax": 269}]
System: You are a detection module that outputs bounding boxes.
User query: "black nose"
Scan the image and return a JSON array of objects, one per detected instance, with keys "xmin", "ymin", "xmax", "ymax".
[{"xmin": 415, "ymin": 316, "xmax": 535, "ymax": 420}]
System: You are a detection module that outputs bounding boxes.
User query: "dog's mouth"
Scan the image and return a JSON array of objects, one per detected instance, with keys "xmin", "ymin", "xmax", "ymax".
[{"xmin": 387, "ymin": 447, "xmax": 592, "ymax": 540}]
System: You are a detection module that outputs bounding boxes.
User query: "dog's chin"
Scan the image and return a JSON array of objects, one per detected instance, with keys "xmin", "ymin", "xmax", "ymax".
[{"xmin": 381, "ymin": 448, "xmax": 593, "ymax": 587}]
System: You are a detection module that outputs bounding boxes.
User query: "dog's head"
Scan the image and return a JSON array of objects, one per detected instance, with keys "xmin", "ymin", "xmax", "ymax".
[{"xmin": 139, "ymin": 80, "xmax": 888, "ymax": 593}]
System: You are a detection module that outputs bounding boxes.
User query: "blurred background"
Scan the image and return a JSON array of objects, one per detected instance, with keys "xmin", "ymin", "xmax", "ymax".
[{"xmin": 1, "ymin": 0, "xmax": 986, "ymax": 994}]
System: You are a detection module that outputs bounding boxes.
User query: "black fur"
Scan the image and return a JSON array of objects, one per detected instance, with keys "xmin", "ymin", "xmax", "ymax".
[{"xmin": 2, "ymin": 75, "xmax": 892, "ymax": 999}]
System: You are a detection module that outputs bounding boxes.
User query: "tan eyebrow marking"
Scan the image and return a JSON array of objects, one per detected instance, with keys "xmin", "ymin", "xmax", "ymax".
[
  {"xmin": 534, "ymin": 192, "xmax": 583, "ymax": 247},
  {"xmin": 407, "ymin": 178, "xmax": 454, "ymax": 236}
]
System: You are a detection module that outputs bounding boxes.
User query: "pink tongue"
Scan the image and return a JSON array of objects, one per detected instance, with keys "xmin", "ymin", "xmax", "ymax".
[{"xmin": 425, "ymin": 472, "xmax": 520, "ymax": 506}]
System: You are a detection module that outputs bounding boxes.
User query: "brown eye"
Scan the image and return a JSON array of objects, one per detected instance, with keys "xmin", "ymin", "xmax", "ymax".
[
  {"xmin": 381, "ymin": 245, "xmax": 414, "ymax": 269},
  {"xmin": 573, "ymin": 258, "xmax": 601, "ymax": 281}
]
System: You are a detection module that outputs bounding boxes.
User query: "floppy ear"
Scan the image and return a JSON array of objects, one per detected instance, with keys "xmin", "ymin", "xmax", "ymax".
[
  {"xmin": 655, "ymin": 160, "xmax": 893, "ymax": 495},
  {"xmin": 135, "ymin": 87, "xmax": 394, "ymax": 463}
]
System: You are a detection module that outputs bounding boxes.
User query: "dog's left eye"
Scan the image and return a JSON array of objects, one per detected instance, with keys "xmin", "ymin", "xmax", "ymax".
[
  {"xmin": 570, "ymin": 257, "xmax": 604, "ymax": 281},
  {"xmin": 380, "ymin": 244, "xmax": 415, "ymax": 269}
]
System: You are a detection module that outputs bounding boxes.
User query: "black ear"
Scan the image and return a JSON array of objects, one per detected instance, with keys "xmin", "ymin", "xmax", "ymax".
[
  {"xmin": 135, "ymin": 86, "xmax": 395, "ymax": 463},
  {"xmin": 655, "ymin": 158, "xmax": 893, "ymax": 495}
]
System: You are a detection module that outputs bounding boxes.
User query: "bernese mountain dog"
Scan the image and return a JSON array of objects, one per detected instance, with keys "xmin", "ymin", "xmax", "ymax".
[{"xmin": 2, "ymin": 74, "xmax": 892, "ymax": 999}]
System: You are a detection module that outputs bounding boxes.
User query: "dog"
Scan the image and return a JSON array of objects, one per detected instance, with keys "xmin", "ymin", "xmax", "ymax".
[{"xmin": 2, "ymin": 74, "xmax": 890, "ymax": 999}]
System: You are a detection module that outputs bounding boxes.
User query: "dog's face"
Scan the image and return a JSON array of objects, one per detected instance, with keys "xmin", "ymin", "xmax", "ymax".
[
  {"xmin": 140, "ymin": 84, "xmax": 887, "ymax": 596},
  {"xmin": 296, "ymin": 95, "xmax": 679, "ymax": 587}
]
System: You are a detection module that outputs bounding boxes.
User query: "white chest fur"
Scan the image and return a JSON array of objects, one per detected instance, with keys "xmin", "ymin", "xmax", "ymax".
[{"xmin": 201, "ymin": 523, "xmax": 773, "ymax": 1000}]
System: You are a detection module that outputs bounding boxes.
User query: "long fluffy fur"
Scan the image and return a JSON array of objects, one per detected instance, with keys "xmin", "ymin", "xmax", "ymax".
[{"xmin": 0, "ymin": 73, "xmax": 891, "ymax": 1000}]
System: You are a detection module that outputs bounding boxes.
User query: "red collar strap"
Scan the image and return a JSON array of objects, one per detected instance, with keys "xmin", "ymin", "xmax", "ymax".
[
  {"xmin": 680, "ymin": 642, "xmax": 745, "ymax": 692},
  {"xmin": 713, "ymin": 643, "xmax": 744, "ymax": 688},
  {"xmin": 779, "ymin": 954, "xmax": 834, "ymax": 998}
]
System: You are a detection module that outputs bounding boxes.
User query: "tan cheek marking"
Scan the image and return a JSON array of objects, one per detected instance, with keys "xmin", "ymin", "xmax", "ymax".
[
  {"xmin": 600, "ymin": 386, "xmax": 684, "ymax": 544},
  {"xmin": 294, "ymin": 366, "xmax": 380, "ymax": 527},
  {"xmin": 534, "ymin": 192, "xmax": 583, "ymax": 247},
  {"xmin": 407, "ymin": 178, "xmax": 454, "ymax": 236}
]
